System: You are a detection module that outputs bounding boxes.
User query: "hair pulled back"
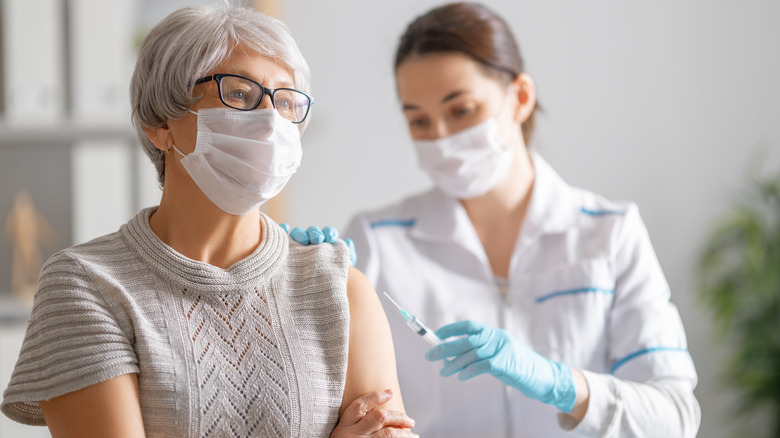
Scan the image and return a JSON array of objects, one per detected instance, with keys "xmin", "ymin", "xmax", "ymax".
[{"xmin": 395, "ymin": 2, "xmax": 537, "ymax": 142}]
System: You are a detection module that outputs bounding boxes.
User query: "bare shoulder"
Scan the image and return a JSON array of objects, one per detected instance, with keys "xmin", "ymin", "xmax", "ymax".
[
  {"xmin": 341, "ymin": 266, "xmax": 405, "ymax": 415},
  {"xmin": 345, "ymin": 267, "xmax": 391, "ymax": 352},
  {"xmin": 345, "ymin": 266, "xmax": 382, "ymax": 312}
]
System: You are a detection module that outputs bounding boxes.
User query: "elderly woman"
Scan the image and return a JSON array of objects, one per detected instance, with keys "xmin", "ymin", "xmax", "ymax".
[{"xmin": 1, "ymin": 5, "xmax": 415, "ymax": 438}]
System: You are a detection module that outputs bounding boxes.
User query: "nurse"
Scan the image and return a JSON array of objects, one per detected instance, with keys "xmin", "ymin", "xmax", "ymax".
[{"xmin": 341, "ymin": 2, "xmax": 700, "ymax": 437}]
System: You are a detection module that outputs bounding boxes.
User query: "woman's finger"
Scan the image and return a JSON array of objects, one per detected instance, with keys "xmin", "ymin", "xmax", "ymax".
[
  {"xmin": 338, "ymin": 389, "xmax": 393, "ymax": 426},
  {"xmin": 372, "ymin": 427, "xmax": 420, "ymax": 438},
  {"xmin": 359, "ymin": 407, "xmax": 416, "ymax": 432}
]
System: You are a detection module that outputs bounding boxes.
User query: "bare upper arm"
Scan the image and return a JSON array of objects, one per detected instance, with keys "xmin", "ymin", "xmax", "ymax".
[
  {"xmin": 40, "ymin": 373, "xmax": 145, "ymax": 438},
  {"xmin": 340, "ymin": 266, "xmax": 405, "ymax": 416}
]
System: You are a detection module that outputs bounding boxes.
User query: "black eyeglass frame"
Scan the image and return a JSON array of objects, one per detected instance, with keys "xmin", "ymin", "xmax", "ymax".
[{"xmin": 194, "ymin": 73, "xmax": 313, "ymax": 124}]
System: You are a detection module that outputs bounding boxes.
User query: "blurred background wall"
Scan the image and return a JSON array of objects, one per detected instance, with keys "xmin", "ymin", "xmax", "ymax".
[{"xmin": 1, "ymin": 0, "xmax": 778, "ymax": 436}]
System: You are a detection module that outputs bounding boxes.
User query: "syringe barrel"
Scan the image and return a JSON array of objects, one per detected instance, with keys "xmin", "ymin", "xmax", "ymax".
[{"xmin": 407, "ymin": 317, "xmax": 442, "ymax": 346}]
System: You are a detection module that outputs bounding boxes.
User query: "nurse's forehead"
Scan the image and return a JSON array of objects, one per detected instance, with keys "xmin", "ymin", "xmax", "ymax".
[
  {"xmin": 397, "ymin": 55, "xmax": 496, "ymax": 101},
  {"xmin": 398, "ymin": 71, "xmax": 496, "ymax": 109}
]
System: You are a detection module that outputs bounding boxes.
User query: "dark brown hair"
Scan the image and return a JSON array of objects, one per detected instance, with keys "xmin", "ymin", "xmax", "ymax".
[{"xmin": 395, "ymin": 2, "xmax": 538, "ymax": 142}]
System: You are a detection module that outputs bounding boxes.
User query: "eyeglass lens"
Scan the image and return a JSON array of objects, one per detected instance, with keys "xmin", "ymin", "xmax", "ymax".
[{"xmin": 219, "ymin": 75, "xmax": 310, "ymax": 122}]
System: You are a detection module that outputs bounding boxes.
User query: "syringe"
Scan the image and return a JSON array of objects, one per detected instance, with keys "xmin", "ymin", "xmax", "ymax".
[{"xmin": 383, "ymin": 291, "xmax": 442, "ymax": 347}]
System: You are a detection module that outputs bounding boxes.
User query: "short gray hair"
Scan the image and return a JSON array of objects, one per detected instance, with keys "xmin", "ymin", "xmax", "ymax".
[{"xmin": 130, "ymin": 4, "xmax": 311, "ymax": 186}]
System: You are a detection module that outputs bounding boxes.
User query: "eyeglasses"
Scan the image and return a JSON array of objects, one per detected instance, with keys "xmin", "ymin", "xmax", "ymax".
[{"xmin": 194, "ymin": 73, "xmax": 313, "ymax": 123}]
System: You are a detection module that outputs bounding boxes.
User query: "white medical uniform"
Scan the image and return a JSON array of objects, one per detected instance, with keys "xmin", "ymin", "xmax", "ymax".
[{"xmin": 345, "ymin": 153, "xmax": 700, "ymax": 438}]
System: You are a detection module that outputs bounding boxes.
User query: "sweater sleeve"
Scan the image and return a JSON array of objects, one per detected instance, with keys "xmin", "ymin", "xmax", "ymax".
[{"xmin": 1, "ymin": 250, "xmax": 139, "ymax": 425}]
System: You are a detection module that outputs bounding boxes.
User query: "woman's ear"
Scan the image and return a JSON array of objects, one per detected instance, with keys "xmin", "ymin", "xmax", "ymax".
[
  {"xmin": 512, "ymin": 73, "xmax": 536, "ymax": 124},
  {"xmin": 143, "ymin": 122, "xmax": 171, "ymax": 153}
]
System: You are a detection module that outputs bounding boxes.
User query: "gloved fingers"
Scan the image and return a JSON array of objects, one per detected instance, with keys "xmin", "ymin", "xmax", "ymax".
[
  {"xmin": 457, "ymin": 359, "xmax": 493, "ymax": 381},
  {"xmin": 279, "ymin": 223, "xmax": 291, "ymax": 234},
  {"xmin": 289, "ymin": 227, "xmax": 309, "ymax": 244},
  {"xmin": 344, "ymin": 238, "xmax": 358, "ymax": 267},
  {"xmin": 438, "ymin": 349, "xmax": 480, "ymax": 377},
  {"xmin": 306, "ymin": 226, "xmax": 325, "ymax": 244},
  {"xmin": 322, "ymin": 226, "xmax": 339, "ymax": 243},
  {"xmin": 434, "ymin": 320, "xmax": 485, "ymax": 340},
  {"xmin": 425, "ymin": 336, "xmax": 481, "ymax": 361}
]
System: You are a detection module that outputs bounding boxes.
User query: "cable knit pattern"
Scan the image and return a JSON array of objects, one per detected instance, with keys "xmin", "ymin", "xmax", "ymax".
[
  {"xmin": 184, "ymin": 288, "xmax": 291, "ymax": 437},
  {"xmin": 1, "ymin": 208, "xmax": 350, "ymax": 438}
]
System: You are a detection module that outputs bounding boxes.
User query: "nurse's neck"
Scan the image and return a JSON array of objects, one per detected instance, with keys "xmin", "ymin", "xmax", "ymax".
[
  {"xmin": 462, "ymin": 146, "xmax": 534, "ymax": 277},
  {"xmin": 462, "ymin": 146, "xmax": 535, "ymax": 227}
]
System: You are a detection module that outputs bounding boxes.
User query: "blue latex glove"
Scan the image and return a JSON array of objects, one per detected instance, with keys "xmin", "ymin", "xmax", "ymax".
[
  {"xmin": 290, "ymin": 225, "xmax": 326, "ymax": 244},
  {"xmin": 425, "ymin": 320, "xmax": 577, "ymax": 413},
  {"xmin": 343, "ymin": 238, "xmax": 357, "ymax": 267},
  {"xmin": 280, "ymin": 224, "xmax": 357, "ymax": 267}
]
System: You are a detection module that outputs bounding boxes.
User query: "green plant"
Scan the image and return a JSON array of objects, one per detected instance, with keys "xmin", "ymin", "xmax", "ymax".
[{"xmin": 698, "ymin": 168, "xmax": 780, "ymax": 437}]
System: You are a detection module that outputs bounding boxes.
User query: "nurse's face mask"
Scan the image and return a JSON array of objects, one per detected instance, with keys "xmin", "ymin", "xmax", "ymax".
[
  {"xmin": 171, "ymin": 107, "xmax": 302, "ymax": 215},
  {"xmin": 413, "ymin": 90, "xmax": 515, "ymax": 200}
]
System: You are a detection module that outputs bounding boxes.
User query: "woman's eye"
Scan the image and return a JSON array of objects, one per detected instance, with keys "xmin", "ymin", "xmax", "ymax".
[
  {"xmin": 452, "ymin": 106, "xmax": 474, "ymax": 117},
  {"xmin": 409, "ymin": 118, "xmax": 428, "ymax": 128},
  {"xmin": 229, "ymin": 90, "xmax": 247, "ymax": 100},
  {"xmin": 224, "ymin": 87, "xmax": 255, "ymax": 106},
  {"xmin": 276, "ymin": 97, "xmax": 292, "ymax": 110}
]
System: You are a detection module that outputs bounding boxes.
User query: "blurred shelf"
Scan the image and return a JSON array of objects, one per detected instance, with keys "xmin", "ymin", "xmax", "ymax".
[{"xmin": 0, "ymin": 122, "xmax": 137, "ymax": 146}]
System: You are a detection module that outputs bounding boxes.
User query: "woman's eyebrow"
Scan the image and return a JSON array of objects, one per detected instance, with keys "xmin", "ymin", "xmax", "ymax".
[
  {"xmin": 402, "ymin": 89, "xmax": 470, "ymax": 111},
  {"xmin": 441, "ymin": 89, "xmax": 468, "ymax": 103}
]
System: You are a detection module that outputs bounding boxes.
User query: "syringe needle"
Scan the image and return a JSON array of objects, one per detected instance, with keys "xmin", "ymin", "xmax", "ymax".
[{"xmin": 383, "ymin": 291, "xmax": 403, "ymax": 312}]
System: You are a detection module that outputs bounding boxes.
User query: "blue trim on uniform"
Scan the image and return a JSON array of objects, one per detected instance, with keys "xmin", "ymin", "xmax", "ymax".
[
  {"xmin": 580, "ymin": 207, "xmax": 626, "ymax": 216},
  {"xmin": 370, "ymin": 218, "xmax": 416, "ymax": 229},
  {"xmin": 535, "ymin": 287, "xmax": 614, "ymax": 303},
  {"xmin": 610, "ymin": 347, "xmax": 690, "ymax": 374}
]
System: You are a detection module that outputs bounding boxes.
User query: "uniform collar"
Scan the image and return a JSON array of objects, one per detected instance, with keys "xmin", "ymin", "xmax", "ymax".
[
  {"xmin": 410, "ymin": 187, "xmax": 482, "ymax": 247},
  {"xmin": 520, "ymin": 151, "xmax": 581, "ymax": 242},
  {"xmin": 409, "ymin": 151, "xmax": 580, "ymax": 246}
]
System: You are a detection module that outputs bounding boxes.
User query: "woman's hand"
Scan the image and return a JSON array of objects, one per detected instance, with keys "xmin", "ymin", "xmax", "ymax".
[
  {"xmin": 331, "ymin": 390, "xmax": 418, "ymax": 438},
  {"xmin": 426, "ymin": 320, "xmax": 578, "ymax": 413}
]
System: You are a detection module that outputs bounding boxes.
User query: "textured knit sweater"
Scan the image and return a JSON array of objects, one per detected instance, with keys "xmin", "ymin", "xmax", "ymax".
[{"xmin": 1, "ymin": 207, "xmax": 351, "ymax": 437}]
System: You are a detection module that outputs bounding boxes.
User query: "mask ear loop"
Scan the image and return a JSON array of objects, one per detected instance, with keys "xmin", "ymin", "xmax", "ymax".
[
  {"xmin": 164, "ymin": 142, "xmax": 170, "ymax": 154},
  {"xmin": 490, "ymin": 86, "xmax": 518, "ymax": 151}
]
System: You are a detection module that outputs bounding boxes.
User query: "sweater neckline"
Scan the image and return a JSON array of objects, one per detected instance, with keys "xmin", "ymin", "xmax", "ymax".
[{"xmin": 122, "ymin": 207, "xmax": 287, "ymax": 293}]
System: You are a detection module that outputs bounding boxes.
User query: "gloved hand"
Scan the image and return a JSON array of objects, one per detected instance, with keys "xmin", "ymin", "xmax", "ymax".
[
  {"xmin": 425, "ymin": 320, "xmax": 577, "ymax": 413},
  {"xmin": 280, "ymin": 224, "xmax": 357, "ymax": 267}
]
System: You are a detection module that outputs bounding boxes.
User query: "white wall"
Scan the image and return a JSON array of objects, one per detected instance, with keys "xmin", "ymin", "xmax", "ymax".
[{"xmin": 283, "ymin": 1, "xmax": 780, "ymax": 436}]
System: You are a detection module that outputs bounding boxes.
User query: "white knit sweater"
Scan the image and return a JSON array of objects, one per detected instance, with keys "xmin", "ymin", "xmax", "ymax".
[{"xmin": 1, "ymin": 207, "xmax": 351, "ymax": 437}]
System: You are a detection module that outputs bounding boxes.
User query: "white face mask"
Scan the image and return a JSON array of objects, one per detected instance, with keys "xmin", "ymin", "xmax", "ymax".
[
  {"xmin": 413, "ymin": 117, "xmax": 515, "ymax": 199},
  {"xmin": 172, "ymin": 107, "xmax": 302, "ymax": 215}
]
